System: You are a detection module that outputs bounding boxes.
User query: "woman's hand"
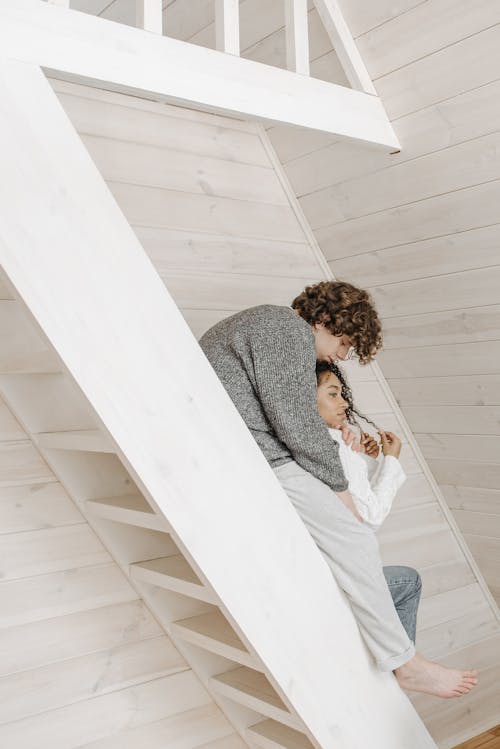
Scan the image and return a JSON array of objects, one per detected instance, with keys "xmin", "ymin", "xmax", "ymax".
[
  {"xmin": 378, "ymin": 430, "xmax": 402, "ymax": 459},
  {"xmin": 361, "ymin": 432, "xmax": 380, "ymax": 458},
  {"xmin": 340, "ymin": 424, "xmax": 362, "ymax": 452}
]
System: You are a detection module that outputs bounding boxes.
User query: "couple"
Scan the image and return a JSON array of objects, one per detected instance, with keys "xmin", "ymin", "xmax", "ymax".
[{"xmin": 199, "ymin": 280, "xmax": 479, "ymax": 699}]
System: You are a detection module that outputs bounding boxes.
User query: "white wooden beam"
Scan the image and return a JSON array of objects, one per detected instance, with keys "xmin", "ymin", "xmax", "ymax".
[
  {"xmin": 284, "ymin": 0, "xmax": 310, "ymax": 75},
  {"xmin": 313, "ymin": 0, "xmax": 377, "ymax": 95},
  {"xmin": 0, "ymin": 0, "xmax": 399, "ymax": 148},
  {"xmin": 136, "ymin": 0, "xmax": 163, "ymax": 34},
  {"xmin": 215, "ymin": 0, "xmax": 240, "ymax": 56}
]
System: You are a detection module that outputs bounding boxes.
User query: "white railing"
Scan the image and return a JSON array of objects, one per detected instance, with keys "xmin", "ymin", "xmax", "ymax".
[{"xmin": 51, "ymin": 0, "xmax": 374, "ymax": 92}]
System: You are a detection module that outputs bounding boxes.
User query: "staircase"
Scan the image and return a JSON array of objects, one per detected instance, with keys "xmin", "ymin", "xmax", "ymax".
[{"xmin": 0, "ymin": 54, "xmax": 437, "ymax": 749}]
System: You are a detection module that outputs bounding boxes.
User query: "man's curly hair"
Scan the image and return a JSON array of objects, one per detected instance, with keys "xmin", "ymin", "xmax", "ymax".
[{"xmin": 291, "ymin": 280, "xmax": 382, "ymax": 364}]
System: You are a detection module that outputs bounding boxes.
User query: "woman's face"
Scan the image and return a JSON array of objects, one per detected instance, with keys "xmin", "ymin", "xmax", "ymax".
[{"xmin": 316, "ymin": 371, "xmax": 348, "ymax": 429}]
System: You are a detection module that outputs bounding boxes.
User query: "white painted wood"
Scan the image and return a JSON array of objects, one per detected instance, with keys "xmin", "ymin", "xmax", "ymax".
[
  {"xmin": 312, "ymin": 0, "xmax": 376, "ymax": 93},
  {"xmin": 0, "ymin": 440, "xmax": 55, "ymax": 487},
  {"xmin": 284, "ymin": 0, "xmax": 310, "ymax": 75},
  {"xmin": 79, "ymin": 134, "xmax": 288, "ymax": 206},
  {"xmin": 50, "ymin": 77, "xmax": 260, "ymax": 134},
  {"xmin": 136, "ymin": 0, "xmax": 163, "ymax": 33},
  {"xmin": 0, "ymin": 1, "xmax": 400, "ymax": 147},
  {"xmin": 379, "ymin": 341, "xmax": 500, "ymax": 378},
  {"xmin": 171, "ymin": 610, "xmax": 256, "ymax": 668},
  {"xmin": 331, "ymin": 225, "xmax": 500, "ymax": 287},
  {"xmin": 318, "ymin": 180, "xmax": 500, "ymax": 258},
  {"xmin": 0, "ymin": 481, "xmax": 83, "ymax": 533},
  {"xmin": 355, "ymin": 0, "xmax": 500, "ymax": 81},
  {"xmin": 415, "ymin": 433, "xmax": 500, "ymax": 464},
  {"xmin": 266, "ymin": 124, "xmax": 338, "ymax": 164},
  {"xmin": 35, "ymin": 429, "xmax": 114, "ymax": 452},
  {"xmin": 0, "ymin": 373, "xmax": 98, "ymax": 434},
  {"xmin": 0, "ymin": 671, "xmax": 212, "ymax": 748},
  {"xmin": 443, "ymin": 485, "xmax": 500, "ymax": 515},
  {"xmin": 74, "ymin": 704, "xmax": 243, "ymax": 749},
  {"xmin": 0, "ymin": 600, "xmax": 162, "ymax": 676},
  {"xmin": 86, "ymin": 494, "xmax": 172, "ymax": 531},
  {"xmin": 0, "ymin": 635, "xmax": 185, "ymax": 724},
  {"xmin": 417, "ymin": 603, "xmax": 498, "ymax": 661},
  {"xmin": 215, "ymin": 0, "xmax": 240, "ymax": 55},
  {"xmin": 400, "ymin": 405, "xmax": 500, "ymax": 436},
  {"xmin": 157, "ymin": 272, "xmax": 316, "ymax": 311},
  {"xmin": 107, "ymin": 181, "xmax": 305, "ymax": 241},
  {"xmin": 369, "ymin": 267, "xmax": 500, "ymax": 319},
  {"xmin": 383, "ymin": 307, "xmax": 500, "ymax": 351},
  {"xmin": 0, "ymin": 399, "xmax": 25, "ymax": 441},
  {"xmin": 0, "ymin": 57, "xmax": 436, "ymax": 749},
  {"xmin": 0, "ymin": 563, "xmax": 138, "ymax": 629},
  {"xmin": 130, "ymin": 556, "xmax": 218, "ymax": 603},
  {"xmin": 133, "ymin": 228, "xmax": 316, "ymax": 277},
  {"xmin": 300, "ymin": 130, "xmax": 500, "ymax": 228},
  {"xmin": 0, "ymin": 524, "xmax": 111, "ymax": 580},
  {"xmin": 376, "ymin": 23, "xmax": 500, "ymax": 121},
  {"xmin": 210, "ymin": 667, "xmax": 303, "ymax": 730},
  {"xmin": 418, "ymin": 583, "xmax": 486, "ymax": 631},
  {"xmin": 417, "ymin": 559, "xmax": 476, "ymax": 601},
  {"xmin": 246, "ymin": 719, "xmax": 314, "ymax": 749},
  {"xmin": 428, "ymin": 460, "xmax": 500, "ymax": 492},
  {"xmin": 0, "ymin": 301, "xmax": 61, "ymax": 374},
  {"xmin": 71, "ymin": 0, "xmax": 111, "ymax": 14},
  {"xmin": 251, "ymin": 0, "xmax": 500, "ymax": 741}
]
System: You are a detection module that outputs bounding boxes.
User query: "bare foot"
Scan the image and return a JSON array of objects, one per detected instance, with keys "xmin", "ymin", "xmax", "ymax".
[{"xmin": 394, "ymin": 652, "xmax": 479, "ymax": 698}]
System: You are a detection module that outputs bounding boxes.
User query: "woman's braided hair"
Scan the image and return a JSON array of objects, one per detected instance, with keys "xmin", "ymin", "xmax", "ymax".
[
  {"xmin": 316, "ymin": 360, "xmax": 381, "ymax": 433},
  {"xmin": 291, "ymin": 281, "xmax": 382, "ymax": 365}
]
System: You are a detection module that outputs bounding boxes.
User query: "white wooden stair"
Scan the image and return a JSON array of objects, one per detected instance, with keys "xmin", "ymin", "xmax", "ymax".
[
  {"xmin": 171, "ymin": 610, "xmax": 256, "ymax": 669},
  {"xmin": 210, "ymin": 667, "xmax": 303, "ymax": 731},
  {"xmin": 85, "ymin": 494, "xmax": 171, "ymax": 532},
  {"xmin": 130, "ymin": 555, "xmax": 218, "ymax": 604},
  {"xmin": 246, "ymin": 719, "xmax": 315, "ymax": 749}
]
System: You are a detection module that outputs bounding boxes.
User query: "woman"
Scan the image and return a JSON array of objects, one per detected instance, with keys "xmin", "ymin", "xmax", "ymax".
[{"xmin": 316, "ymin": 359, "xmax": 422, "ymax": 645}]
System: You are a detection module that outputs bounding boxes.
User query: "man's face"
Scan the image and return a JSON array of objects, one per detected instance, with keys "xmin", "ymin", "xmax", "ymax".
[{"xmin": 313, "ymin": 323, "xmax": 353, "ymax": 363}]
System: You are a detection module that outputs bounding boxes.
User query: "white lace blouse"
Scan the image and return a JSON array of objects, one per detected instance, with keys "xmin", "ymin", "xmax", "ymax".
[{"xmin": 328, "ymin": 428, "xmax": 407, "ymax": 530}]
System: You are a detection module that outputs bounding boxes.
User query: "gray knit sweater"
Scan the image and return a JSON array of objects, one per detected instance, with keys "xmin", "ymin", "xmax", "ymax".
[{"xmin": 199, "ymin": 304, "xmax": 348, "ymax": 492}]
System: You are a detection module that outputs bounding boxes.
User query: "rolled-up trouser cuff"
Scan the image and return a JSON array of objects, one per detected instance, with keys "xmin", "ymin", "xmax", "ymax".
[{"xmin": 377, "ymin": 641, "xmax": 416, "ymax": 672}]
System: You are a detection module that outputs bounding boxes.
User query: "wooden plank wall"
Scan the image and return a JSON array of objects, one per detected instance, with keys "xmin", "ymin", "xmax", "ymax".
[
  {"xmin": 0, "ymin": 374, "xmax": 244, "ymax": 747},
  {"xmin": 50, "ymin": 76, "xmax": 500, "ymax": 748},
  {"xmin": 155, "ymin": 0, "xmax": 500, "ymax": 744}
]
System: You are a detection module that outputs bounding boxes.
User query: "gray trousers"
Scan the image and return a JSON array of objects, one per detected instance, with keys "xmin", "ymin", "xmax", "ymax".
[{"xmin": 273, "ymin": 460, "xmax": 417, "ymax": 671}]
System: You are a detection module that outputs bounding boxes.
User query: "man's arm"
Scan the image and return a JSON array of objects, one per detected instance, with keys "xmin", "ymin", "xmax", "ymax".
[
  {"xmin": 250, "ymin": 317, "xmax": 349, "ymax": 494},
  {"xmin": 336, "ymin": 489, "xmax": 365, "ymax": 522}
]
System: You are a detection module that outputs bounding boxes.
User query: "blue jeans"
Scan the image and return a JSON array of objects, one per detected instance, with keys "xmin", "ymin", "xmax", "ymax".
[{"xmin": 383, "ymin": 565, "xmax": 422, "ymax": 645}]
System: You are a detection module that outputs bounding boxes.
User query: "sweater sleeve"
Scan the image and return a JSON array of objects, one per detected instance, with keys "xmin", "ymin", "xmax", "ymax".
[{"xmin": 249, "ymin": 317, "xmax": 348, "ymax": 493}]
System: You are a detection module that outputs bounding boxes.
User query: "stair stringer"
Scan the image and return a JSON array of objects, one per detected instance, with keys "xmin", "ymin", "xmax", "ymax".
[{"xmin": 0, "ymin": 57, "xmax": 436, "ymax": 749}]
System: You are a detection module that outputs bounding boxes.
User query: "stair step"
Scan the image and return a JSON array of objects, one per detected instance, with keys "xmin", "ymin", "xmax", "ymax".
[
  {"xmin": 85, "ymin": 494, "xmax": 171, "ymax": 532},
  {"xmin": 171, "ymin": 610, "xmax": 256, "ymax": 668},
  {"xmin": 35, "ymin": 429, "xmax": 113, "ymax": 452},
  {"xmin": 210, "ymin": 666, "xmax": 302, "ymax": 730},
  {"xmin": 246, "ymin": 719, "xmax": 314, "ymax": 749},
  {"xmin": 130, "ymin": 554, "xmax": 217, "ymax": 604}
]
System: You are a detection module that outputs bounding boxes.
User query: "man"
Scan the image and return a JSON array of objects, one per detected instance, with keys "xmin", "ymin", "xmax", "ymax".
[{"xmin": 199, "ymin": 280, "xmax": 478, "ymax": 698}]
